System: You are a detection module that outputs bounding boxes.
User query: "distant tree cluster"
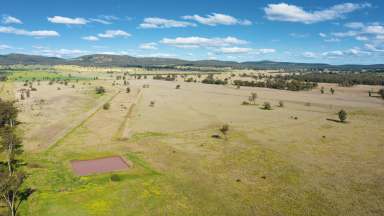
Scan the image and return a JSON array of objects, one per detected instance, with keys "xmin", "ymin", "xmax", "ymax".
[
  {"xmin": 153, "ymin": 74, "xmax": 176, "ymax": 81},
  {"xmin": 286, "ymin": 72, "xmax": 384, "ymax": 86},
  {"xmin": 233, "ymin": 79, "xmax": 317, "ymax": 91}
]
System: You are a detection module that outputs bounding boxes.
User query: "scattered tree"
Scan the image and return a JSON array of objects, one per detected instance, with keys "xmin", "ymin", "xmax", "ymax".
[
  {"xmin": 379, "ymin": 88, "xmax": 384, "ymax": 99},
  {"xmin": 330, "ymin": 88, "xmax": 335, "ymax": 95},
  {"xmin": 219, "ymin": 124, "xmax": 229, "ymax": 139},
  {"xmin": 175, "ymin": 85, "xmax": 180, "ymax": 89},
  {"xmin": 338, "ymin": 109, "xmax": 347, "ymax": 122},
  {"xmin": 248, "ymin": 92, "xmax": 257, "ymax": 104}
]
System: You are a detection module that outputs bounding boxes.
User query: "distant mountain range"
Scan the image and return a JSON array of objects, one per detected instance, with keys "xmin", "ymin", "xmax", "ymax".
[{"xmin": 0, "ymin": 53, "xmax": 383, "ymax": 70}]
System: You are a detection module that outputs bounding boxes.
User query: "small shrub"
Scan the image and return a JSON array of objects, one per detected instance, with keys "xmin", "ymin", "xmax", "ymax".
[
  {"xmin": 242, "ymin": 101, "xmax": 250, "ymax": 105},
  {"xmin": 103, "ymin": 103, "xmax": 110, "ymax": 110},
  {"xmin": 126, "ymin": 87, "xmax": 130, "ymax": 93},
  {"xmin": 220, "ymin": 124, "xmax": 229, "ymax": 135},
  {"xmin": 262, "ymin": 102, "xmax": 271, "ymax": 110},
  {"xmin": 176, "ymin": 85, "xmax": 180, "ymax": 89},
  {"xmin": 278, "ymin": 101, "xmax": 284, "ymax": 107},
  {"xmin": 96, "ymin": 86, "xmax": 106, "ymax": 94},
  {"xmin": 110, "ymin": 174, "xmax": 121, "ymax": 182},
  {"xmin": 150, "ymin": 101, "xmax": 155, "ymax": 107}
]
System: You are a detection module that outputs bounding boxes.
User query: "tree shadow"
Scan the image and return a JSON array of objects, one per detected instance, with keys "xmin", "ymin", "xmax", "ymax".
[{"xmin": 326, "ymin": 118, "xmax": 347, "ymax": 123}]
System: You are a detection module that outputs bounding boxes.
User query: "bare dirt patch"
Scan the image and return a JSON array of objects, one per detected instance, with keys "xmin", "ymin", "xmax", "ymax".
[{"xmin": 71, "ymin": 156, "xmax": 129, "ymax": 176}]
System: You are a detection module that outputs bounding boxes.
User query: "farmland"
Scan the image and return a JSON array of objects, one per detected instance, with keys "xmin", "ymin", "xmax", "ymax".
[{"xmin": 0, "ymin": 66, "xmax": 383, "ymax": 215}]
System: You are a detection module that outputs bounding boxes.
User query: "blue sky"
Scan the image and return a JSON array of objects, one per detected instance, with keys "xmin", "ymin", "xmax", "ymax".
[{"xmin": 0, "ymin": 0, "xmax": 383, "ymax": 64}]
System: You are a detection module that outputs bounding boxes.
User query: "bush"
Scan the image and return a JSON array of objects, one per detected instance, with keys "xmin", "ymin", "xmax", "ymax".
[
  {"xmin": 278, "ymin": 101, "xmax": 284, "ymax": 107},
  {"xmin": 96, "ymin": 86, "xmax": 106, "ymax": 94},
  {"xmin": 262, "ymin": 102, "xmax": 272, "ymax": 110},
  {"xmin": 126, "ymin": 87, "xmax": 130, "ymax": 93},
  {"xmin": 379, "ymin": 89, "xmax": 384, "ymax": 99},
  {"xmin": 110, "ymin": 174, "xmax": 121, "ymax": 182},
  {"xmin": 103, "ymin": 103, "xmax": 110, "ymax": 110},
  {"xmin": 220, "ymin": 124, "xmax": 229, "ymax": 135},
  {"xmin": 242, "ymin": 101, "xmax": 250, "ymax": 105},
  {"xmin": 338, "ymin": 109, "xmax": 347, "ymax": 122},
  {"xmin": 150, "ymin": 101, "xmax": 155, "ymax": 107},
  {"xmin": 176, "ymin": 85, "xmax": 180, "ymax": 89}
]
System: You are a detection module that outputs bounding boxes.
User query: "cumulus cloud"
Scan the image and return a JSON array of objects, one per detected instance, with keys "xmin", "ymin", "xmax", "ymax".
[
  {"xmin": 2, "ymin": 15, "xmax": 22, "ymax": 24},
  {"xmin": 160, "ymin": 36, "xmax": 247, "ymax": 48},
  {"xmin": 139, "ymin": 17, "xmax": 196, "ymax": 29},
  {"xmin": 98, "ymin": 30, "xmax": 130, "ymax": 38},
  {"xmin": 82, "ymin": 36, "xmax": 99, "ymax": 41},
  {"xmin": 216, "ymin": 47, "xmax": 253, "ymax": 54},
  {"xmin": 0, "ymin": 44, "xmax": 11, "ymax": 49},
  {"xmin": 139, "ymin": 42, "xmax": 157, "ymax": 50},
  {"xmin": 0, "ymin": 26, "xmax": 59, "ymax": 37},
  {"xmin": 264, "ymin": 2, "xmax": 370, "ymax": 24},
  {"xmin": 48, "ymin": 16, "xmax": 88, "ymax": 25},
  {"xmin": 182, "ymin": 13, "xmax": 251, "ymax": 26}
]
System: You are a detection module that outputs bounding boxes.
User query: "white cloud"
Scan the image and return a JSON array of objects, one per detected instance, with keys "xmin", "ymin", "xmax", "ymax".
[
  {"xmin": 160, "ymin": 36, "xmax": 247, "ymax": 48},
  {"xmin": 136, "ymin": 53, "xmax": 176, "ymax": 58},
  {"xmin": 332, "ymin": 31, "xmax": 358, "ymax": 37},
  {"xmin": 322, "ymin": 50, "xmax": 344, "ymax": 57},
  {"xmin": 182, "ymin": 13, "xmax": 251, "ymax": 26},
  {"xmin": 319, "ymin": 32, "xmax": 327, "ymax": 37},
  {"xmin": 0, "ymin": 26, "xmax": 59, "ymax": 37},
  {"xmin": 365, "ymin": 43, "xmax": 384, "ymax": 52},
  {"xmin": 2, "ymin": 15, "xmax": 22, "ymax": 24},
  {"xmin": 139, "ymin": 42, "xmax": 157, "ymax": 50},
  {"xmin": 89, "ymin": 18, "xmax": 111, "ymax": 24},
  {"xmin": 98, "ymin": 30, "xmax": 130, "ymax": 38},
  {"xmin": 139, "ymin": 17, "xmax": 196, "ymax": 29},
  {"xmin": 289, "ymin": 33, "xmax": 309, "ymax": 38},
  {"xmin": 48, "ymin": 16, "xmax": 88, "ymax": 25},
  {"xmin": 38, "ymin": 48, "xmax": 88, "ymax": 58},
  {"xmin": 321, "ymin": 48, "xmax": 371, "ymax": 57},
  {"xmin": 355, "ymin": 36, "xmax": 368, "ymax": 41},
  {"xmin": 0, "ymin": 44, "xmax": 11, "ymax": 49},
  {"xmin": 217, "ymin": 47, "xmax": 252, "ymax": 54},
  {"xmin": 82, "ymin": 36, "xmax": 99, "ymax": 41},
  {"xmin": 324, "ymin": 38, "xmax": 341, "ymax": 42},
  {"xmin": 256, "ymin": 48, "xmax": 276, "ymax": 54},
  {"xmin": 302, "ymin": 51, "xmax": 317, "ymax": 58},
  {"xmin": 344, "ymin": 22, "xmax": 364, "ymax": 29},
  {"xmin": 364, "ymin": 25, "xmax": 384, "ymax": 35},
  {"xmin": 264, "ymin": 3, "xmax": 370, "ymax": 24}
]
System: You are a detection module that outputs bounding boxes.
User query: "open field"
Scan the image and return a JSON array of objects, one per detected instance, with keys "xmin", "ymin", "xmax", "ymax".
[{"xmin": 0, "ymin": 67, "xmax": 383, "ymax": 216}]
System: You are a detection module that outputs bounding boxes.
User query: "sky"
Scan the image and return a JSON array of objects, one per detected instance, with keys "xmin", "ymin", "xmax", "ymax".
[{"xmin": 0, "ymin": 0, "xmax": 383, "ymax": 64}]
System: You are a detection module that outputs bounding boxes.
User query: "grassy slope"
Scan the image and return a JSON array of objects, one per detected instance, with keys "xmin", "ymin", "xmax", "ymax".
[{"xmin": 0, "ymin": 72, "xmax": 381, "ymax": 215}]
